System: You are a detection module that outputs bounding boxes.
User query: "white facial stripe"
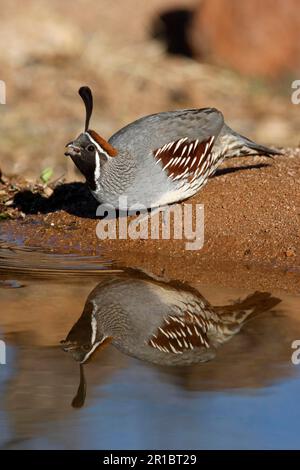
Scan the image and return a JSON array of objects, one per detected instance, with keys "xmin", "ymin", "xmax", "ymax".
[
  {"xmin": 81, "ymin": 312, "xmax": 109, "ymax": 364},
  {"xmin": 94, "ymin": 151, "xmax": 101, "ymax": 190},
  {"xmin": 91, "ymin": 315, "xmax": 97, "ymax": 344},
  {"xmin": 81, "ymin": 339, "xmax": 103, "ymax": 363},
  {"xmin": 85, "ymin": 132, "xmax": 110, "ymax": 159}
]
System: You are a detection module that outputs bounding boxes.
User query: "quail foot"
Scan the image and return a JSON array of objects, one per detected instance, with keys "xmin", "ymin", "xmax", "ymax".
[{"xmin": 65, "ymin": 86, "xmax": 281, "ymax": 210}]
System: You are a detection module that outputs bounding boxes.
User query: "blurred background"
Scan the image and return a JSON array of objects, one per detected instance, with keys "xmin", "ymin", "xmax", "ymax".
[{"xmin": 0, "ymin": 0, "xmax": 299, "ymax": 181}]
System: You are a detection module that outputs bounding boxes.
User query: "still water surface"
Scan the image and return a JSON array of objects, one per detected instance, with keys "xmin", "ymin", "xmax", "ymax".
[{"xmin": 0, "ymin": 247, "xmax": 300, "ymax": 449}]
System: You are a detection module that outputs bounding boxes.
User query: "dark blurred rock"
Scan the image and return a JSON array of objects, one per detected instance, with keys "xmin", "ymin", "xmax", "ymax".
[
  {"xmin": 190, "ymin": 0, "xmax": 300, "ymax": 78},
  {"xmin": 151, "ymin": 9, "xmax": 194, "ymax": 57}
]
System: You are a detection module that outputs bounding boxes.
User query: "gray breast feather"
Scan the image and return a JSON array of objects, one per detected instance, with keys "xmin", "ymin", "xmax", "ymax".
[{"xmin": 108, "ymin": 108, "xmax": 224, "ymax": 157}]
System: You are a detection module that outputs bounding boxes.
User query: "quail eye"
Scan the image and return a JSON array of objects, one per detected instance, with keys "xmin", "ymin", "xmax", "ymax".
[
  {"xmin": 87, "ymin": 144, "xmax": 95, "ymax": 152},
  {"xmin": 83, "ymin": 344, "xmax": 90, "ymax": 351}
]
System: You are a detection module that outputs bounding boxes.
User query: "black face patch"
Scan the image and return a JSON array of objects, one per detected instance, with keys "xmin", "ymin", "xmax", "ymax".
[
  {"xmin": 68, "ymin": 133, "xmax": 97, "ymax": 190},
  {"xmin": 64, "ymin": 302, "xmax": 94, "ymax": 345},
  {"xmin": 70, "ymin": 153, "xmax": 96, "ymax": 190}
]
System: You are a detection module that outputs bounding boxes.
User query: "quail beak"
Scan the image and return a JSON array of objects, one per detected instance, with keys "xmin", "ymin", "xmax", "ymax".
[
  {"xmin": 60, "ymin": 339, "xmax": 79, "ymax": 352},
  {"xmin": 64, "ymin": 142, "xmax": 81, "ymax": 158}
]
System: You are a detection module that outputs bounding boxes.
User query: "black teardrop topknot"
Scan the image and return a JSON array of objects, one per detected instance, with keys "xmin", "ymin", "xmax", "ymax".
[{"xmin": 79, "ymin": 86, "xmax": 93, "ymax": 132}]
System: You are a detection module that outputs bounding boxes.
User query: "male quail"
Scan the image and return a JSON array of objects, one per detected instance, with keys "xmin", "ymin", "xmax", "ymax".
[
  {"xmin": 65, "ymin": 87, "xmax": 281, "ymax": 210},
  {"xmin": 61, "ymin": 270, "xmax": 280, "ymax": 366}
]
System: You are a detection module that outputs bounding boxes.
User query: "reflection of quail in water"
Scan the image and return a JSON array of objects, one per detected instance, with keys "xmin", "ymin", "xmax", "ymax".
[
  {"xmin": 61, "ymin": 270, "xmax": 280, "ymax": 367},
  {"xmin": 65, "ymin": 87, "xmax": 281, "ymax": 210}
]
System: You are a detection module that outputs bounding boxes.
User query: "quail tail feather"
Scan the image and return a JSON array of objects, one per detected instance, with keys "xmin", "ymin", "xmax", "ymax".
[
  {"xmin": 220, "ymin": 124, "xmax": 283, "ymax": 159},
  {"xmin": 239, "ymin": 137, "xmax": 283, "ymax": 158},
  {"xmin": 215, "ymin": 291, "xmax": 281, "ymax": 326}
]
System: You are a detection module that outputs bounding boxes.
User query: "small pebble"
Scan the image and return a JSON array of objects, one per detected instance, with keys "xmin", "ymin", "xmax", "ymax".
[
  {"xmin": 4, "ymin": 199, "xmax": 14, "ymax": 206},
  {"xmin": 285, "ymin": 247, "xmax": 296, "ymax": 257},
  {"xmin": 43, "ymin": 186, "xmax": 54, "ymax": 197}
]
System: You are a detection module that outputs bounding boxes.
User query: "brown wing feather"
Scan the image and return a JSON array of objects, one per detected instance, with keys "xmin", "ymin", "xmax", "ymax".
[
  {"xmin": 148, "ymin": 312, "xmax": 211, "ymax": 354},
  {"xmin": 154, "ymin": 136, "xmax": 215, "ymax": 181}
]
